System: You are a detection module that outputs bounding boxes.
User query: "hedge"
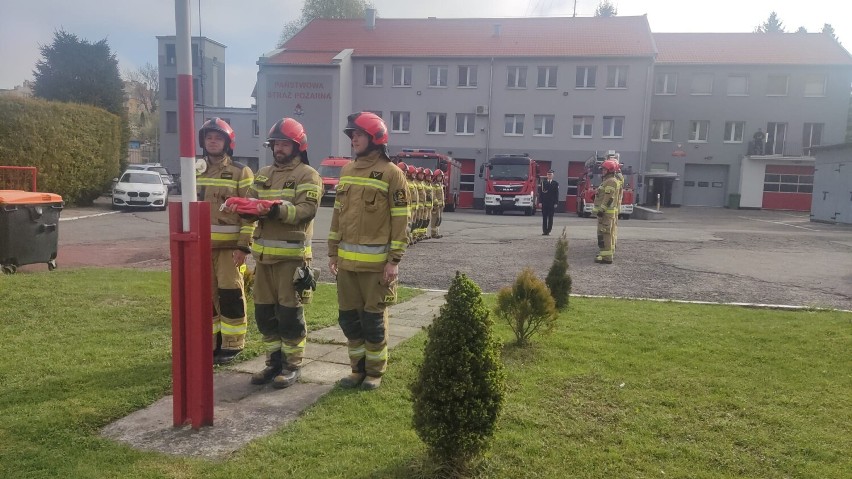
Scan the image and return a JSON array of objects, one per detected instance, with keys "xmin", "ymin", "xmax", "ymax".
[{"xmin": 0, "ymin": 96, "xmax": 121, "ymax": 206}]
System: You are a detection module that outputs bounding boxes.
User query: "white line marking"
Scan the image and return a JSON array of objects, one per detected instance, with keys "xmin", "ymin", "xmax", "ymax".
[
  {"xmin": 737, "ymin": 216, "xmax": 820, "ymax": 231},
  {"xmin": 59, "ymin": 211, "xmax": 121, "ymax": 222}
]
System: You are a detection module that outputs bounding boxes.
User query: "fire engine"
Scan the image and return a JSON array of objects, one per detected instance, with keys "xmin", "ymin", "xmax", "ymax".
[
  {"xmin": 480, "ymin": 154, "xmax": 540, "ymax": 216},
  {"xmin": 576, "ymin": 150, "xmax": 635, "ymax": 219},
  {"xmin": 318, "ymin": 156, "xmax": 351, "ymax": 204},
  {"xmin": 392, "ymin": 149, "xmax": 461, "ymax": 211}
]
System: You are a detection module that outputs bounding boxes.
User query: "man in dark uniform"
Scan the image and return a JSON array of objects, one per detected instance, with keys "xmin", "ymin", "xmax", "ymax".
[{"xmin": 538, "ymin": 169, "xmax": 559, "ymax": 235}]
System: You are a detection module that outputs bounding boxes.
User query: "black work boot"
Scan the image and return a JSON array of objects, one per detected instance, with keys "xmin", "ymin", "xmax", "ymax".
[
  {"xmin": 214, "ymin": 348, "xmax": 242, "ymax": 365},
  {"xmin": 251, "ymin": 350, "xmax": 283, "ymax": 385},
  {"xmin": 272, "ymin": 367, "xmax": 301, "ymax": 389}
]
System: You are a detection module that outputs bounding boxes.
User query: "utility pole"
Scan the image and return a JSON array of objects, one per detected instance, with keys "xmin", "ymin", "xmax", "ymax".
[{"xmin": 573, "ymin": 0, "xmax": 577, "ymax": 17}]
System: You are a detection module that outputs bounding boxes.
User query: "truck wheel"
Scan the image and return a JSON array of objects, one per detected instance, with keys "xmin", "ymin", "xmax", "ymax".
[
  {"xmin": 621, "ymin": 214, "xmax": 630, "ymax": 220},
  {"xmin": 524, "ymin": 207, "xmax": 533, "ymax": 216},
  {"xmin": 485, "ymin": 207, "xmax": 493, "ymax": 215}
]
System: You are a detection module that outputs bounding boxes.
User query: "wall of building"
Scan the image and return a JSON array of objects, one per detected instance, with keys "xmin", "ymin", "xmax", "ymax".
[{"xmin": 812, "ymin": 144, "xmax": 852, "ymax": 224}]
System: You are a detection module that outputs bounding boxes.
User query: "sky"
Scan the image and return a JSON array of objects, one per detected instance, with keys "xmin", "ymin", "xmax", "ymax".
[{"xmin": 2, "ymin": 0, "xmax": 849, "ymax": 108}]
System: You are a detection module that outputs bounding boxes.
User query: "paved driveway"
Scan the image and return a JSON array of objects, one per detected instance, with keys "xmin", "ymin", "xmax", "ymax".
[{"xmin": 52, "ymin": 198, "xmax": 852, "ymax": 310}]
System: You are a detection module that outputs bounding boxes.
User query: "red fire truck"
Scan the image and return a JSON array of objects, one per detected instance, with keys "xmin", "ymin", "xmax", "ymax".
[
  {"xmin": 576, "ymin": 151, "xmax": 635, "ymax": 219},
  {"xmin": 318, "ymin": 156, "xmax": 351, "ymax": 204},
  {"xmin": 392, "ymin": 149, "xmax": 461, "ymax": 211},
  {"xmin": 479, "ymin": 154, "xmax": 541, "ymax": 216}
]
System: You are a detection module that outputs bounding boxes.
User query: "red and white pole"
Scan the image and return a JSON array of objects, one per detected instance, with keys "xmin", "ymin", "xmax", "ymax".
[{"xmin": 169, "ymin": 0, "xmax": 213, "ymax": 429}]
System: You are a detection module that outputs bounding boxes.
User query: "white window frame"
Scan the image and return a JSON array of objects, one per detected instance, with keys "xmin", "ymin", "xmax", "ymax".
[
  {"xmin": 803, "ymin": 123, "xmax": 823, "ymax": 149},
  {"xmin": 456, "ymin": 113, "xmax": 475, "ymax": 135},
  {"xmin": 428, "ymin": 65, "xmax": 448, "ymax": 87},
  {"xmin": 365, "ymin": 64, "xmax": 382, "ymax": 87},
  {"xmin": 504, "ymin": 114, "xmax": 525, "ymax": 136},
  {"xmin": 392, "ymin": 65, "xmax": 412, "ymax": 87},
  {"xmin": 391, "ymin": 111, "xmax": 410, "ymax": 133},
  {"xmin": 572, "ymin": 116, "xmax": 594, "ymax": 138},
  {"xmin": 606, "ymin": 65, "xmax": 628, "ymax": 89},
  {"xmin": 575, "ymin": 66, "xmax": 596, "ymax": 89},
  {"xmin": 427, "ymin": 112, "xmax": 447, "ymax": 134},
  {"xmin": 458, "ymin": 65, "xmax": 478, "ymax": 88},
  {"xmin": 766, "ymin": 75, "xmax": 789, "ymax": 96},
  {"xmin": 726, "ymin": 75, "xmax": 749, "ymax": 96},
  {"xmin": 651, "ymin": 120, "xmax": 673, "ymax": 142},
  {"xmin": 252, "ymin": 119, "xmax": 259, "ymax": 137},
  {"xmin": 804, "ymin": 75, "xmax": 826, "ymax": 97},
  {"xmin": 723, "ymin": 121, "xmax": 745, "ymax": 143},
  {"xmin": 507, "ymin": 66, "xmax": 527, "ymax": 88},
  {"xmin": 655, "ymin": 73, "xmax": 677, "ymax": 95},
  {"xmin": 689, "ymin": 120, "xmax": 710, "ymax": 142},
  {"xmin": 537, "ymin": 66, "xmax": 558, "ymax": 88},
  {"xmin": 602, "ymin": 116, "xmax": 625, "ymax": 138},
  {"xmin": 533, "ymin": 115, "xmax": 554, "ymax": 137},
  {"xmin": 690, "ymin": 73, "xmax": 714, "ymax": 95}
]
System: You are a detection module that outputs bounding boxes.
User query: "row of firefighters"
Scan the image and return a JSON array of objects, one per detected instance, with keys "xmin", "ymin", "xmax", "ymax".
[{"xmin": 397, "ymin": 163, "xmax": 445, "ymax": 243}]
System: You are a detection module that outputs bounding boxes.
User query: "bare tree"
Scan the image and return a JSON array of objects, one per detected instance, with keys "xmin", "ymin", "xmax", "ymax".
[
  {"xmin": 594, "ymin": 1, "xmax": 617, "ymax": 17},
  {"xmin": 123, "ymin": 62, "xmax": 159, "ymax": 143},
  {"xmin": 278, "ymin": 0, "xmax": 376, "ymax": 46}
]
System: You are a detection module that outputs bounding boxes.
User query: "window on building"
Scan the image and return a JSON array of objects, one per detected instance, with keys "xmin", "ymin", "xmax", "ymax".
[
  {"xmin": 460, "ymin": 173, "xmax": 475, "ymax": 192},
  {"xmin": 689, "ymin": 120, "xmax": 710, "ymax": 142},
  {"xmin": 392, "ymin": 65, "xmax": 412, "ymax": 87},
  {"xmin": 691, "ymin": 73, "xmax": 714, "ymax": 95},
  {"xmin": 456, "ymin": 113, "xmax": 475, "ymax": 135},
  {"xmin": 504, "ymin": 114, "xmax": 525, "ymax": 135},
  {"xmin": 252, "ymin": 119, "xmax": 259, "ymax": 137},
  {"xmin": 606, "ymin": 65, "xmax": 628, "ymax": 88},
  {"xmin": 191, "ymin": 44, "xmax": 199, "ymax": 65},
  {"xmin": 165, "ymin": 44, "xmax": 176, "ymax": 65},
  {"xmin": 165, "ymin": 77, "xmax": 176, "ymax": 101},
  {"xmin": 193, "ymin": 77, "xmax": 201, "ymax": 104},
  {"xmin": 651, "ymin": 120, "xmax": 673, "ymax": 141},
  {"xmin": 804, "ymin": 75, "xmax": 826, "ymax": 97},
  {"xmin": 533, "ymin": 115, "xmax": 554, "ymax": 136},
  {"xmin": 767, "ymin": 75, "xmax": 788, "ymax": 96},
  {"xmin": 458, "ymin": 65, "xmax": 478, "ymax": 87},
  {"xmin": 724, "ymin": 121, "xmax": 745, "ymax": 143},
  {"xmin": 763, "ymin": 166, "xmax": 814, "ymax": 193},
  {"xmin": 365, "ymin": 65, "xmax": 383, "ymax": 86},
  {"xmin": 802, "ymin": 123, "xmax": 823, "ymax": 153},
  {"xmin": 538, "ymin": 66, "xmax": 558, "ymax": 88},
  {"xmin": 655, "ymin": 72, "xmax": 677, "ymax": 95},
  {"xmin": 572, "ymin": 116, "xmax": 593, "ymax": 137},
  {"xmin": 602, "ymin": 116, "xmax": 625, "ymax": 138},
  {"xmin": 575, "ymin": 66, "xmax": 596, "ymax": 88},
  {"xmin": 429, "ymin": 65, "xmax": 448, "ymax": 87},
  {"xmin": 427, "ymin": 112, "xmax": 447, "ymax": 134},
  {"xmin": 166, "ymin": 111, "xmax": 177, "ymax": 133},
  {"xmin": 507, "ymin": 66, "xmax": 527, "ymax": 88},
  {"xmin": 391, "ymin": 111, "xmax": 410, "ymax": 133},
  {"xmin": 726, "ymin": 75, "xmax": 749, "ymax": 96}
]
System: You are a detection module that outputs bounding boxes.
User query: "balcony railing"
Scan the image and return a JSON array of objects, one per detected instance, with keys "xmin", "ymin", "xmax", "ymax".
[{"xmin": 747, "ymin": 140, "xmax": 816, "ymax": 157}]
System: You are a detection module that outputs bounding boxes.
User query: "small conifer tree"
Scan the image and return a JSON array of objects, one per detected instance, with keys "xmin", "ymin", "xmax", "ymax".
[
  {"xmin": 411, "ymin": 272, "xmax": 506, "ymax": 473},
  {"xmin": 496, "ymin": 268, "xmax": 557, "ymax": 346},
  {"xmin": 545, "ymin": 226, "xmax": 572, "ymax": 310}
]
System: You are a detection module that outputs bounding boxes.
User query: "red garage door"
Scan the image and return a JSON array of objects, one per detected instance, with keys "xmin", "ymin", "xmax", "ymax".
[
  {"xmin": 457, "ymin": 158, "xmax": 476, "ymax": 208},
  {"xmin": 762, "ymin": 164, "xmax": 813, "ymax": 211}
]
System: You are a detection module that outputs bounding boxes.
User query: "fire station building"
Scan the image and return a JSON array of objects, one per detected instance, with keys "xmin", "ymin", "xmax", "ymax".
[{"xmin": 171, "ymin": 13, "xmax": 852, "ymax": 211}]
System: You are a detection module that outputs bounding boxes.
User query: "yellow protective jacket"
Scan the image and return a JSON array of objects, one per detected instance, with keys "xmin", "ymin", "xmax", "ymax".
[
  {"xmin": 433, "ymin": 182, "xmax": 445, "ymax": 210},
  {"xmin": 407, "ymin": 179, "xmax": 419, "ymax": 221},
  {"xmin": 328, "ymin": 150, "xmax": 410, "ymax": 272},
  {"xmin": 196, "ymin": 156, "xmax": 255, "ymax": 250},
  {"xmin": 593, "ymin": 174, "xmax": 620, "ymax": 216},
  {"xmin": 247, "ymin": 159, "xmax": 322, "ymax": 264}
]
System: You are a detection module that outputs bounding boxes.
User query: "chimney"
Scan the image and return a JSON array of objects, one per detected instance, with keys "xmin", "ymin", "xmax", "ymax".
[
  {"xmin": 493, "ymin": 23, "xmax": 501, "ymax": 37},
  {"xmin": 365, "ymin": 8, "xmax": 376, "ymax": 30}
]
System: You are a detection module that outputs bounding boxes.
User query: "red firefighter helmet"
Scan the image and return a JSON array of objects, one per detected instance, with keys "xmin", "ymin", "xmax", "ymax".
[
  {"xmin": 266, "ymin": 118, "xmax": 308, "ymax": 152},
  {"xmin": 601, "ymin": 159, "xmax": 620, "ymax": 174},
  {"xmin": 433, "ymin": 169, "xmax": 445, "ymax": 181},
  {"xmin": 343, "ymin": 112, "xmax": 389, "ymax": 145},
  {"xmin": 199, "ymin": 117, "xmax": 235, "ymax": 156},
  {"xmin": 415, "ymin": 167, "xmax": 425, "ymax": 178},
  {"xmin": 406, "ymin": 165, "xmax": 417, "ymax": 177},
  {"xmin": 423, "ymin": 168, "xmax": 432, "ymax": 178},
  {"xmin": 397, "ymin": 161, "xmax": 408, "ymax": 171}
]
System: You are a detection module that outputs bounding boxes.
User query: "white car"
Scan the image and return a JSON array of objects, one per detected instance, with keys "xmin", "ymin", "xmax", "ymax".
[
  {"xmin": 112, "ymin": 170, "xmax": 168, "ymax": 211},
  {"xmin": 126, "ymin": 163, "xmax": 176, "ymax": 192}
]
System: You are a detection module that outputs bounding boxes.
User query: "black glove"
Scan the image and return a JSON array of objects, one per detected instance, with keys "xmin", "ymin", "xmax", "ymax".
[{"xmin": 293, "ymin": 265, "xmax": 318, "ymax": 293}]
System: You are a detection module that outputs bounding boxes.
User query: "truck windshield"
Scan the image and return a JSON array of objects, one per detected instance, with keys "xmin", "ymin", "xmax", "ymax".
[
  {"xmin": 490, "ymin": 164, "xmax": 529, "ymax": 181},
  {"xmin": 320, "ymin": 165, "xmax": 342, "ymax": 178},
  {"xmin": 401, "ymin": 157, "xmax": 439, "ymax": 170}
]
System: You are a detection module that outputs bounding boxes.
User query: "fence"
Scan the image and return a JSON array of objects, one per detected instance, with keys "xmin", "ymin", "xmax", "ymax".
[{"xmin": 0, "ymin": 166, "xmax": 37, "ymax": 191}]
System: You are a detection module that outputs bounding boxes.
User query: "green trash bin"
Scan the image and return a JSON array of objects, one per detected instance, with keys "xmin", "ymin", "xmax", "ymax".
[
  {"xmin": 727, "ymin": 193, "xmax": 741, "ymax": 210},
  {"xmin": 0, "ymin": 190, "xmax": 64, "ymax": 274}
]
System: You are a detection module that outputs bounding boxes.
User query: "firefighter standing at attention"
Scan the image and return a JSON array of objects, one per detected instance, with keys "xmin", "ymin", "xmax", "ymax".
[
  {"xmin": 405, "ymin": 164, "xmax": 420, "ymax": 245},
  {"xmin": 245, "ymin": 118, "xmax": 322, "ymax": 388},
  {"xmin": 430, "ymin": 169, "xmax": 445, "ymax": 239},
  {"xmin": 592, "ymin": 158, "xmax": 620, "ymax": 264},
  {"xmin": 328, "ymin": 112, "xmax": 409, "ymax": 391},
  {"xmin": 195, "ymin": 118, "xmax": 255, "ymax": 364}
]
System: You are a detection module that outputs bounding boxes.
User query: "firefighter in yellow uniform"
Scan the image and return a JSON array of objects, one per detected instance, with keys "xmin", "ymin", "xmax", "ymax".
[
  {"xmin": 411, "ymin": 168, "xmax": 425, "ymax": 241},
  {"xmin": 592, "ymin": 158, "xmax": 620, "ymax": 264},
  {"xmin": 613, "ymin": 167, "xmax": 624, "ymax": 253},
  {"xmin": 406, "ymin": 165, "xmax": 421, "ymax": 244},
  {"xmin": 396, "ymin": 162, "xmax": 415, "ymax": 245},
  {"xmin": 431, "ymin": 169, "xmax": 445, "ymax": 239},
  {"xmin": 245, "ymin": 118, "xmax": 322, "ymax": 388},
  {"xmin": 195, "ymin": 118, "xmax": 255, "ymax": 364},
  {"xmin": 328, "ymin": 112, "xmax": 409, "ymax": 391}
]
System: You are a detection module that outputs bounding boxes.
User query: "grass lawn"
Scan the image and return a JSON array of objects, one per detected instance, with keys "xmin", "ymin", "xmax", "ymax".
[{"xmin": 1, "ymin": 269, "xmax": 849, "ymax": 478}]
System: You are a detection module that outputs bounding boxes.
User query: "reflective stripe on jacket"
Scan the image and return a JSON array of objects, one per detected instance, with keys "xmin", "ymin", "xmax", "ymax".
[{"xmin": 196, "ymin": 156, "xmax": 255, "ymax": 249}]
